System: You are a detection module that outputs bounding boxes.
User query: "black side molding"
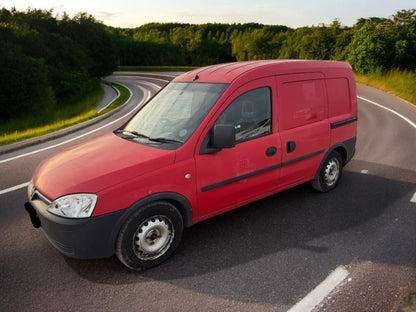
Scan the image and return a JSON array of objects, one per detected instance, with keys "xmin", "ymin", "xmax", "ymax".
[
  {"xmin": 330, "ymin": 117, "xmax": 358, "ymax": 129},
  {"xmin": 201, "ymin": 149, "xmax": 325, "ymax": 192}
]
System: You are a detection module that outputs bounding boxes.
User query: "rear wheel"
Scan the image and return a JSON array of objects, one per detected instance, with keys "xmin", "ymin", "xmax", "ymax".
[
  {"xmin": 116, "ymin": 201, "xmax": 183, "ymax": 270},
  {"xmin": 311, "ymin": 150, "xmax": 343, "ymax": 192}
]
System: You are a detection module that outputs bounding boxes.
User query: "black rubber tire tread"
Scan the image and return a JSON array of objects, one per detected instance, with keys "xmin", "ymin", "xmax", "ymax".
[
  {"xmin": 116, "ymin": 201, "xmax": 183, "ymax": 270},
  {"xmin": 311, "ymin": 150, "xmax": 343, "ymax": 193}
]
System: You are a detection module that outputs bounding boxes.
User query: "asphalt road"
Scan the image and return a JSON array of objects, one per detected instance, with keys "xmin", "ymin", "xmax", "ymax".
[{"xmin": 0, "ymin": 73, "xmax": 415, "ymax": 312}]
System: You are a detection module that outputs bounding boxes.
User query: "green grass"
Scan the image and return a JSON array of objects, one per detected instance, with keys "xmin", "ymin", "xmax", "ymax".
[
  {"xmin": 393, "ymin": 291, "xmax": 416, "ymax": 312},
  {"xmin": 0, "ymin": 110, "xmax": 98, "ymax": 144},
  {"xmin": 0, "ymin": 82, "xmax": 130, "ymax": 146},
  {"xmin": 355, "ymin": 69, "xmax": 416, "ymax": 106}
]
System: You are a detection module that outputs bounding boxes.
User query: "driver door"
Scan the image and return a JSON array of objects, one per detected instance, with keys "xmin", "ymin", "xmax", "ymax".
[{"xmin": 195, "ymin": 78, "xmax": 282, "ymax": 219}]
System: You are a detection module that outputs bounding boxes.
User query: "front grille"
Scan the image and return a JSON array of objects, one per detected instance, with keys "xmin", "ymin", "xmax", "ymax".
[{"xmin": 30, "ymin": 187, "xmax": 51, "ymax": 205}]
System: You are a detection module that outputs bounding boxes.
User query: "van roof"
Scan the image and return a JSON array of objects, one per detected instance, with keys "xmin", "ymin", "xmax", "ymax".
[{"xmin": 174, "ymin": 60, "xmax": 352, "ymax": 83}]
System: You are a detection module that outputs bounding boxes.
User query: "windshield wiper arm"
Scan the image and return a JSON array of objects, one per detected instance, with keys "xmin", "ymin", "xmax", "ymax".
[
  {"xmin": 114, "ymin": 130, "xmax": 151, "ymax": 139},
  {"xmin": 148, "ymin": 137, "xmax": 184, "ymax": 144},
  {"xmin": 115, "ymin": 130, "xmax": 183, "ymax": 144}
]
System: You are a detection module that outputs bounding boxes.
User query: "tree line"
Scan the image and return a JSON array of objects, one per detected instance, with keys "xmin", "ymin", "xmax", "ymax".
[
  {"xmin": 116, "ymin": 9, "xmax": 416, "ymax": 72},
  {"xmin": 1, "ymin": 8, "xmax": 415, "ymax": 123},
  {"xmin": 0, "ymin": 8, "xmax": 117, "ymax": 122}
]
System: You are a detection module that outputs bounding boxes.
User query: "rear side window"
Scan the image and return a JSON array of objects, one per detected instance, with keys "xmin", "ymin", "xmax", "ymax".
[
  {"xmin": 215, "ymin": 87, "xmax": 272, "ymax": 143},
  {"xmin": 279, "ymin": 79, "xmax": 325, "ymax": 130},
  {"xmin": 326, "ymin": 78, "xmax": 351, "ymax": 117}
]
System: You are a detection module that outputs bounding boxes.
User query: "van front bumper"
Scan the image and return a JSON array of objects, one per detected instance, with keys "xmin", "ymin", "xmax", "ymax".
[{"xmin": 24, "ymin": 190, "xmax": 125, "ymax": 259}]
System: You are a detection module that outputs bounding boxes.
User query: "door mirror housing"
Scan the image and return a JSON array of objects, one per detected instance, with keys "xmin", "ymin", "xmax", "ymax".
[{"xmin": 211, "ymin": 124, "xmax": 235, "ymax": 149}]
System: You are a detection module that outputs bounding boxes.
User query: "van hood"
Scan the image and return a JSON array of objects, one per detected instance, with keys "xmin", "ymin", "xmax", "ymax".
[{"xmin": 33, "ymin": 133, "xmax": 176, "ymax": 200}]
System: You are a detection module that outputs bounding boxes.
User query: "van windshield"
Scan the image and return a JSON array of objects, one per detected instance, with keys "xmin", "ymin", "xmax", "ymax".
[{"xmin": 121, "ymin": 82, "xmax": 229, "ymax": 147}]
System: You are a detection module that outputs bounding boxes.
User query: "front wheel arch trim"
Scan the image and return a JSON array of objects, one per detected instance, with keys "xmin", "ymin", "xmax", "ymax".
[{"xmin": 108, "ymin": 192, "xmax": 193, "ymax": 255}]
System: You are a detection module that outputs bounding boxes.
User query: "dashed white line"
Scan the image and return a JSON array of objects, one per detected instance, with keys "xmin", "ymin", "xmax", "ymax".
[
  {"xmin": 0, "ymin": 182, "xmax": 29, "ymax": 196},
  {"xmin": 411, "ymin": 192, "xmax": 416, "ymax": 204},
  {"xmin": 288, "ymin": 266, "xmax": 349, "ymax": 312}
]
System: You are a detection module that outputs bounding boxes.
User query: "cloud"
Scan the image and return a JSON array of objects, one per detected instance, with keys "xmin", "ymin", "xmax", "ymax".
[{"xmin": 94, "ymin": 11, "xmax": 120, "ymax": 21}]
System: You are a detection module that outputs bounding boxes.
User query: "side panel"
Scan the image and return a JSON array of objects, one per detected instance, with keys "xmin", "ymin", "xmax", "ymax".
[
  {"xmin": 326, "ymin": 76, "xmax": 358, "ymax": 148},
  {"xmin": 276, "ymin": 73, "xmax": 330, "ymax": 187}
]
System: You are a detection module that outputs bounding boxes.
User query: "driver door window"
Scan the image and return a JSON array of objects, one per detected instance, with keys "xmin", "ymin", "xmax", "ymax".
[{"xmin": 215, "ymin": 87, "xmax": 272, "ymax": 143}]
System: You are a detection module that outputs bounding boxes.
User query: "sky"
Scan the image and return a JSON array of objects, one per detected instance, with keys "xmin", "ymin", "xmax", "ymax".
[{"xmin": 0, "ymin": 0, "xmax": 415, "ymax": 28}]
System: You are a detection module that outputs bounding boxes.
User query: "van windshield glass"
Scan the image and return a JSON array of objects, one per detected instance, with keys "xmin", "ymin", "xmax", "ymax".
[{"xmin": 123, "ymin": 82, "xmax": 228, "ymax": 146}]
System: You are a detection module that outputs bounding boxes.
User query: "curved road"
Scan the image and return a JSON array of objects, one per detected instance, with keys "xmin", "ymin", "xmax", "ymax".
[{"xmin": 0, "ymin": 73, "xmax": 415, "ymax": 312}]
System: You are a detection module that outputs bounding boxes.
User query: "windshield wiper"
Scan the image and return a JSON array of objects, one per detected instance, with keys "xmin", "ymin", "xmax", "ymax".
[
  {"xmin": 114, "ymin": 130, "xmax": 151, "ymax": 139},
  {"xmin": 115, "ymin": 130, "xmax": 183, "ymax": 144},
  {"xmin": 147, "ymin": 137, "xmax": 184, "ymax": 144}
]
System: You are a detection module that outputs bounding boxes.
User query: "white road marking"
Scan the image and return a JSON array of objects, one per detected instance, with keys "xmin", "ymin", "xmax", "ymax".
[
  {"xmin": 288, "ymin": 266, "xmax": 349, "ymax": 312},
  {"xmin": 411, "ymin": 192, "xmax": 416, "ymax": 204},
  {"xmin": 358, "ymin": 96, "xmax": 416, "ymax": 129},
  {"xmin": 0, "ymin": 182, "xmax": 29, "ymax": 195},
  {"xmin": 361, "ymin": 169, "xmax": 369, "ymax": 174},
  {"xmin": 97, "ymin": 84, "xmax": 121, "ymax": 113}
]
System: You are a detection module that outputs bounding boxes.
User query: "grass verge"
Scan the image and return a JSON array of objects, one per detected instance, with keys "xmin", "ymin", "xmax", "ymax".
[
  {"xmin": 0, "ymin": 83, "xmax": 129, "ymax": 146},
  {"xmin": 393, "ymin": 291, "xmax": 416, "ymax": 312},
  {"xmin": 355, "ymin": 69, "xmax": 416, "ymax": 106}
]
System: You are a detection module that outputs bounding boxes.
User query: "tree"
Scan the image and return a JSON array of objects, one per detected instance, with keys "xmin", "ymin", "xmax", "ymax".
[
  {"xmin": 345, "ymin": 18, "xmax": 396, "ymax": 73},
  {"xmin": 60, "ymin": 13, "xmax": 117, "ymax": 77},
  {"xmin": 392, "ymin": 9, "xmax": 416, "ymax": 69},
  {"xmin": 0, "ymin": 41, "xmax": 55, "ymax": 121}
]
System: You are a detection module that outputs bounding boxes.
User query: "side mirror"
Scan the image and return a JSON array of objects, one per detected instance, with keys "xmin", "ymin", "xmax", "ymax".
[{"xmin": 211, "ymin": 124, "xmax": 235, "ymax": 149}]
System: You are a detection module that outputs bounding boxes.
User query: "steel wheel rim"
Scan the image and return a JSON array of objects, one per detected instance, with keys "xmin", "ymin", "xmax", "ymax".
[
  {"xmin": 324, "ymin": 158, "xmax": 340, "ymax": 187},
  {"xmin": 133, "ymin": 215, "xmax": 174, "ymax": 261}
]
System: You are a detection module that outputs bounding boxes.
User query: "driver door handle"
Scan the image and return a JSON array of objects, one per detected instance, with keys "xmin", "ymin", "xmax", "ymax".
[{"xmin": 265, "ymin": 146, "xmax": 277, "ymax": 157}]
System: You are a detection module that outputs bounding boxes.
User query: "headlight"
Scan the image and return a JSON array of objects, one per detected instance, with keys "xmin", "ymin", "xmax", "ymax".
[{"xmin": 47, "ymin": 194, "xmax": 97, "ymax": 218}]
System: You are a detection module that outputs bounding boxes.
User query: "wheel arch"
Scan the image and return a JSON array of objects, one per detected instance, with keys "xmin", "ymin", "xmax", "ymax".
[
  {"xmin": 314, "ymin": 137, "xmax": 356, "ymax": 180},
  {"xmin": 125, "ymin": 192, "xmax": 193, "ymax": 228},
  {"xmin": 109, "ymin": 192, "xmax": 193, "ymax": 255}
]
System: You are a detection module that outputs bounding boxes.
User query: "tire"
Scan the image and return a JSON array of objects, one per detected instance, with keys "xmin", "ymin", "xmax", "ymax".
[
  {"xmin": 116, "ymin": 201, "xmax": 183, "ymax": 270},
  {"xmin": 311, "ymin": 150, "xmax": 343, "ymax": 193}
]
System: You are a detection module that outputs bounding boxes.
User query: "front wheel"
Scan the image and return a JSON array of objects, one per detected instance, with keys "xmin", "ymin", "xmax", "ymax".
[
  {"xmin": 116, "ymin": 201, "xmax": 183, "ymax": 270},
  {"xmin": 311, "ymin": 151, "xmax": 343, "ymax": 192}
]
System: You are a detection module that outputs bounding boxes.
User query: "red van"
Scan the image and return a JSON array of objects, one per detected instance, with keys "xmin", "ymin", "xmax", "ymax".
[{"xmin": 25, "ymin": 60, "xmax": 357, "ymax": 270}]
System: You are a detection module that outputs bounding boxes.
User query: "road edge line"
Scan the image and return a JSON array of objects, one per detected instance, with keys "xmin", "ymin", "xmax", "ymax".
[{"xmin": 358, "ymin": 96, "xmax": 416, "ymax": 129}]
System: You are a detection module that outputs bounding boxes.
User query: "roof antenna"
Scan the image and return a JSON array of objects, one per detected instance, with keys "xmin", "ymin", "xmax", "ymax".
[{"xmin": 193, "ymin": 74, "xmax": 199, "ymax": 81}]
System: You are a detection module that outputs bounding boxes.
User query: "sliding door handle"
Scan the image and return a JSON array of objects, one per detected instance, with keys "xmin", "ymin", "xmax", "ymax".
[{"xmin": 287, "ymin": 141, "xmax": 296, "ymax": 153}]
